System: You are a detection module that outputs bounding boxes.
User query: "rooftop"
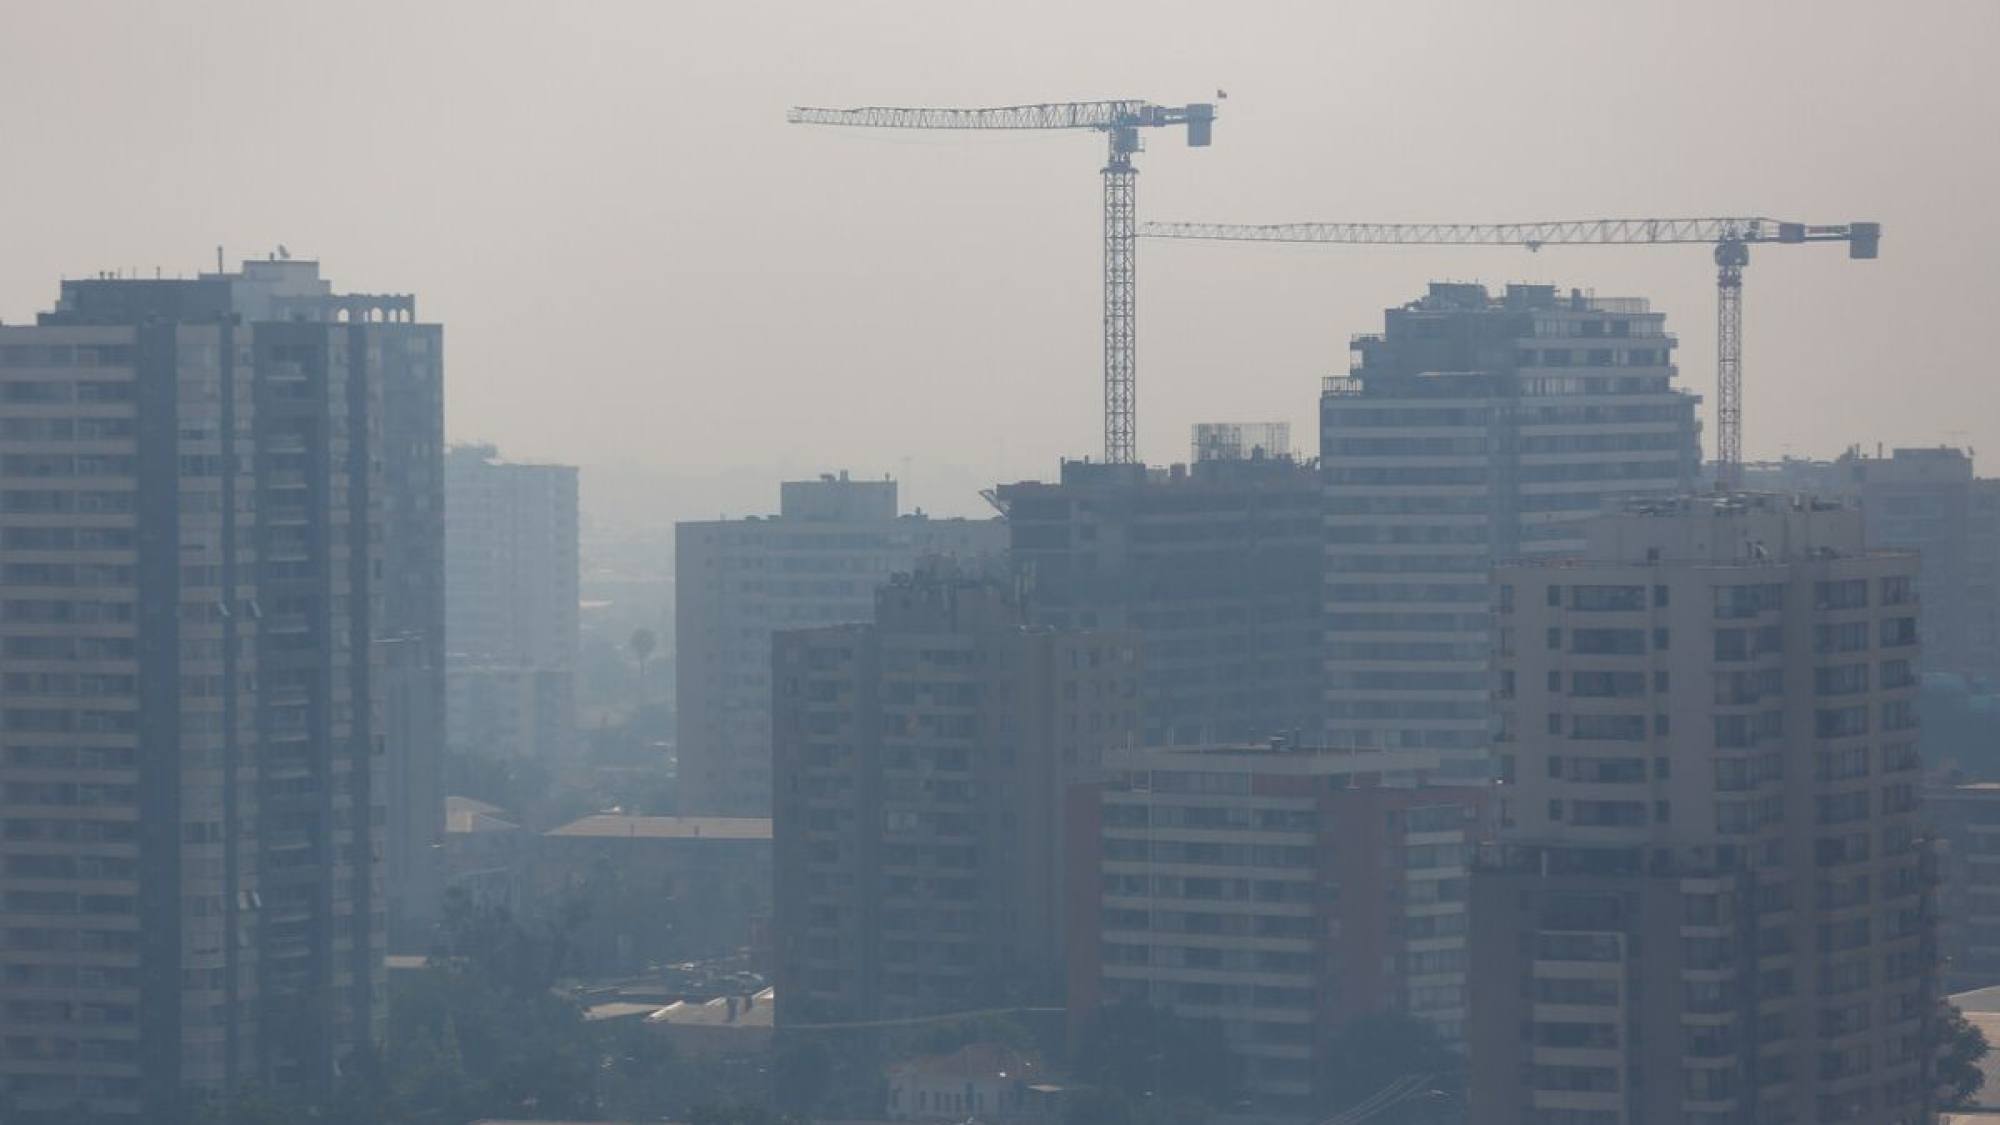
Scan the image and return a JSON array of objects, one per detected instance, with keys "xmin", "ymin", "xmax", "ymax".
[
  {"xmin": 644, "ymin": 986, "xmax": 775, "ymax": 1029},
  {"xmin": 889, "ymin": 1042, "xmax": 1043, "ymax": 1083},
  {"xmin": 446, "ymin": 796, "xmax": 520, "ymax": 834},
  {"xmin": 546, "ymin": 814, "xmax": 772, "ymax": 841}
]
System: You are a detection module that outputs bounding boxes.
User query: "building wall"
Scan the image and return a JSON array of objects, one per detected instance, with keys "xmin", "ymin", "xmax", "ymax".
[
  {"xmin": 1474, "ymin": 495, "xmax": 1933, "ymax": 1125},
  {"xmin": 1928, "ymin": 784, "xmax": 2000, "ymax": 993},
  {"xmin": 1069, "ymin": 746, "xmax": 1481, "ymax": 1103},
  {"xmin": 771, "ymin": 567, "xmax": 1136, "ymax": 1025},
  {"xmin": 1747, "ymin": 446, "xmax": 2000, "ymax": 682},
  {"xmin": 997, "ymin": 457, "xmax": 1323, "ymax": 748},
  {"xmin": 1323, "ymin": 284, "xmax": 1700, "ymax": 778},
  {"xmin": 444, "ymin": 445, "xmax": 578, "ymax": 762},
  {"xmin": 677, "ymin": 477, "xmax": 1004, "ymax": 818},
  {"xmin": 0, "ymin": 263, "xmax": 402, "ymax": 1119}
]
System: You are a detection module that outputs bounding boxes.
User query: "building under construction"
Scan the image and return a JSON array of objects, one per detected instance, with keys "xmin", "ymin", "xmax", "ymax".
[{"xmin": 996, "ymin": 448, "xmax": 1322, "ymax": 748}]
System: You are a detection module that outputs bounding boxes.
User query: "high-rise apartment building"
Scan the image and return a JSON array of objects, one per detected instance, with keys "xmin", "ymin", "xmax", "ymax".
[
  {"xmin": 1749, "ymin": 446, "xmax": 2000, "ymax": 682},
  {"xmin": 996, "ymin": 456, "xmax": 1322, "ymax": 747},
  {"xmin": 1471, "ymin": 494, "xmax": 1932, "ymax": 1125},
  {"xmin": 771, "ymin": 564, "xmax": 1137, "ymax": 1025},
  {"xmin": 444, "ymin": 443, "xmax": 579, "ymax": 762},
  {"xmin": 0, "ymin": 259, "xmax": 428, "ymax": 1118},
  {"xmin": 1065, "ymin": 745, "xmax": 1485, "ymax": 1101},
  {"xmin": 677, "ymin": 474, "xmax": 1004, "ymax": 817},
  {"xmin": 1323, "ymin": 283, "xmax": 1700, "ymax": 777}
]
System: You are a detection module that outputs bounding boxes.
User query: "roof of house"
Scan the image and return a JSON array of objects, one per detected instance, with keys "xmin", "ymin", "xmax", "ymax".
[
  {"xmin": 645, "ymin": 986, "xmax": 776, "ymax": 1029},
  {"xmin": 888, "ymin": 1042, "xmax": 1042, "ymax": 1083},
  {"xmin": 545, "ymin": 814, "xmax": 772, "ymax": 841},
  {"xmin": 446, "ymin": 795, "xmax": 521, "ymax": 834}
]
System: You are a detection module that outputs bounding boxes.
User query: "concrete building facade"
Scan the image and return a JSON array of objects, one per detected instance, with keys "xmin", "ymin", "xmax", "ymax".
[
  {"xmin": 771, "ymin": 564, "xmax": 1137, "ymax": 1025},
  {"xmin": 1066, "ymin": 745, "xmax": 1486, "ymax": 1102},
  {"xmin": 1471, "ymin": 495, "xmax": 1933, "ymax": 1125},
  {"xmin": 677, "ymin": 475, "xmax": 1004, "ymax": 818},
  {"xmin": 0, "ymin": 260, "xmax": 415, "ymax": 1118},
  {"xmin": 444, "ymin": 443, "xmax": 579, "ymax": 762},
  {"xmin": 1322, "ymin": 283, "xmax": 1700, "ymax": 777},
  {"xmin": 1928, "ymin": 783, "xmax": 2000, "ymax": 994},
  {"xmin": 1748, "ymin": 446, "xmax": 2000, "ymax": 683},
  {"xmin": 996, "ymin": 456, "xmax": 1323, "ymax": 748}
]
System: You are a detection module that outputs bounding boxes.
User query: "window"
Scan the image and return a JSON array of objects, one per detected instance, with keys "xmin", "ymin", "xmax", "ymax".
[
  {"xmin": 1716, "ymin": 583, "xmax": 1783, "ymax": 618},
  {"xmin": 1815, "ymin": 663, "xmax": 1870, "ymax": 695},
  {"xmin": 1571, "ymin": 585, "xmax": 1644, "ymax": 611},
  {"xmin": 1572, "ymin": 714, "xmax": 1646, "ymax": 742},
  {"xmin": 1815, "ymin": 579, "xmax": 1868, "ymax": 610},
  {"xmin": 1815, "ymin": 706, "xmax": 1870, "ymax": 739},
  {"xmin": 1880, "ymin": 575, "xmax": 1912, "ymax": 606},
  {"xmin": 1572, "ymin": 628, "xmax": 1645, "ymax": 655}
]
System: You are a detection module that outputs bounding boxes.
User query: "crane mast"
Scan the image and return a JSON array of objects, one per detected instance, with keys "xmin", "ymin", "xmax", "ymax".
[
  {"xmin": 1140, "ymin": 216, "xmax": 1879, "ymax": 485},
  {"xmin": 789, "ymin": 99, "xmax": 1216, "ymax": 464}
]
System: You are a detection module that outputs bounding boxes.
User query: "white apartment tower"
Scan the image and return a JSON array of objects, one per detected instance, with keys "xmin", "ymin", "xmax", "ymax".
[{"xmin": 1323, "ymin": 283, "xmax": 1700, "ymax": 776}]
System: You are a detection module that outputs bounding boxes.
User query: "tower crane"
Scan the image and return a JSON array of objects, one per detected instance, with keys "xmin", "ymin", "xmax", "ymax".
[
  {"xmin": 1137, "ymin": 216, "xmax": 1880, "ymax": 488},
  {"xmin": 788, "ymin": 99, "xmax": 1218, "ymax": 465}
]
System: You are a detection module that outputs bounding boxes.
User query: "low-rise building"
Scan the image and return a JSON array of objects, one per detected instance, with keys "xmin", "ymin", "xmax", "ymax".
[
  {"xmin": 540, "ymin": 814, "xmax": 772, "ymax": 971},
  {"xmin": 886, "ymin": 1043, "xmax": 1058, "ymax": 1122},
  {"xmin": 443, "ymin": 796, "xmax": 531, "ymax": 913}
]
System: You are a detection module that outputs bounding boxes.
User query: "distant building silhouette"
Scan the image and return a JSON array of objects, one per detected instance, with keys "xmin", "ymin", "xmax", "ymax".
[{"xmin": 444, "ymin": 444, "xmax": 579, "ymax": 763}]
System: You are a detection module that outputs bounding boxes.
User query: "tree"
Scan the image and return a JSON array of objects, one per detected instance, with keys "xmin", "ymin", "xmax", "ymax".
[
  {"xmin": 1073, "ymin": 999, "xmax": 1239, "ymax": 1108},
  {"xmin": 1939, "ymin": 1002, "xmax": 1992, "ymax": 1109},
  {"xmin": 630, "ymin": 627, "xmax": 659, "ymax": 699},
  {"xmin": 1316, "ymin": 1012, "xmax": 1464, "ymax": 1125}
]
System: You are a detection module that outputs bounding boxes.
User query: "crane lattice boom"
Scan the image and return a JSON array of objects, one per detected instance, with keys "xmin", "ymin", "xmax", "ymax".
[
  {"xmin": 1138, "ymin": 217, "xmax": 1867, "ymax": 247},
  {"xmin": 1139, "ymin": 215, "xmax": 1878, "ymax": 488},
  {"xmin": 790, "ymin": 98, "xmax": 1216, "ymax": 464},
  {"xmin": 789, "ymin": 102, "xmax": 1156, "ymax": 132}
]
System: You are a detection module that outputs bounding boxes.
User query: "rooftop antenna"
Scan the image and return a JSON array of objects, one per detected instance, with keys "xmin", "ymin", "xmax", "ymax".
[{"xmin": 216, "ymin": 246, "xmax": 224, "ymax": 273}]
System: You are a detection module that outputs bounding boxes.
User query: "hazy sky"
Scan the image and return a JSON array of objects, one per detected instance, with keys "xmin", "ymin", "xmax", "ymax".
[{"xmin": 4, "ymin": 1, "xmax": 1995, "ymax": 520}]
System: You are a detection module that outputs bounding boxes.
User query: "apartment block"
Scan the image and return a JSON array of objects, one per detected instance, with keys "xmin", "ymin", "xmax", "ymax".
[
  {"xmin": 1472, "ymin": 494, "xmax": 1933, "ymax": 1125},
  {"xmin": 1066, "ymin": 744, "xmax": 1486, "ymax": 1102},
  {"xmin": 996, "ymin": 455, "xmax": 1322, "ymax": 748},
  {"xmin": 771, "ymin": 563, "xmax": 1137, "ymax": 1025},
  {"xmin": 444, "ymin": 443, "xmax": 579, "ymax": 761},
  {"xmin": 1927, "ymin": 782, "xmax": 2000, "ymax": 993},
  {"xmin": 1749, "ymin": 445, "xmax": 2000, "ymax": 682},
  {"xmin": 677, "ymin": 474, "xmax": 1004, "ymax": 817},
  {"xmin": 1323, "ymin": 283, "xmax": 1700, "ymax": 776},
  {"xmin": 0, "ymin": 259, "xmax": 419, "ymax": 1118}
]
